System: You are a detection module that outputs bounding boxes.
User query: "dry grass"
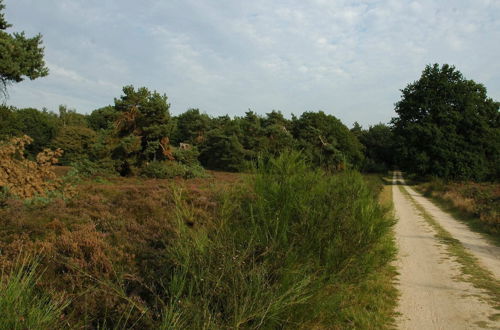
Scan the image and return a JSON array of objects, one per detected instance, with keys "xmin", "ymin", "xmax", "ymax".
[{"xmin": 418, "ymin": 180, "xmax": 500, "ymax": 238}]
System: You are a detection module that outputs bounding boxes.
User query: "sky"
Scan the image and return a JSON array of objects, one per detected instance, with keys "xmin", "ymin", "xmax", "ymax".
[{"xmin": 3, "ymin": 0, "xmax": 500, "ymax": 127}]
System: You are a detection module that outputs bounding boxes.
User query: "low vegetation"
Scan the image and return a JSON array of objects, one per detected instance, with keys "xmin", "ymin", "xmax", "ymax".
[
  {"xmin": 0, "ymin": 151, "xmax": 396, "ymax": 328},
  {"xmin": 417, "ymin": 179, "xmax": 499, "ymax": 238}
]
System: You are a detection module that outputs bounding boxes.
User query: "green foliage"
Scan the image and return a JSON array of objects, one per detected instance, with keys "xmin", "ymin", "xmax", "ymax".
[
  {"xmin": 292, "ymin": 111, "xmax": 364, "ymax": 170},
  {"xmin": 51, "ymin": 125, "xmax": 97, "ymax": 164},
  {"xmin": 392, "ymin": 64, "xmax": 500, "ymax": 181},
  {"xmin": 172, "ymin": 108, "xmax": 211, "ymax": 145},
  {"xmin": 172, "ymin": 147, "xmax": 200, "ymax": 166},
  {"xmin": 112, "ymin": 86, "xmax": 175, "ymax": 173},
  {"xmin": 87, "ymin": 105, "xmax": 119, "ymax": 131},
  {"xmin": 156, "ymin": 151, "xmax": 394, "ymax": 328},
  {"xmin": 199, "ymin": 127, "xmax": 247, "ymax": 171},
  {"xmin": 358, "ymin": 123, "xmax": 395, "ymax": 173},
  {"xmin": 140, "ymin": 161, "xmax": 186, "ymax": 179},
  {"xmin": 0, "ymin": 256, "xmax": 67, "ymax": 329},
  {"xmin": 0, "ymin": 0, "xmax": 48, "ymax": 95},
  {"xmin": 57, "ymin": 105, "xmax": 88, "ymax": 128},
  {"xmin": 69, "ymin": 158, "xmax": 118, "ymax": 178},
  {"xmin": 9, "ymin": 108, "xmax": 58, "ymax": 156}
]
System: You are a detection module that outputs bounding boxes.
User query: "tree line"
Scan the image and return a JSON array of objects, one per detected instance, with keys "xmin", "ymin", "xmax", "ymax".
[
  {"xmin": 1, "ymin": 0, "xmax": 498, "ymax": 181},
  {"xmin": 0, "ymin": 91, "xmax": 368, "ymax": 176}
]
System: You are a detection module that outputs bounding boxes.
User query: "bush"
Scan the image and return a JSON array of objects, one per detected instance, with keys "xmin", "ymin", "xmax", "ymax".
[
  {"xmin": 156, "ymin": 151, "xmax": 394, "ymax": 328},
  {"xmin": 172, "ymin": 147, "xmax": 200, "ymax": 166},
  {"xmin": 0, "ymin": 135, "xmax": 63, "ymax": 199},
  {"xmin": 69, "ymin": 158, "xmax": 118, "ymax": 178}
]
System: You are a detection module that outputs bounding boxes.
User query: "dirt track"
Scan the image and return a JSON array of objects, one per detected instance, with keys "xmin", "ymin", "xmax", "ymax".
[{"xmin": 392, "ymin": 172, "xmax": 499, "ymax": 329}]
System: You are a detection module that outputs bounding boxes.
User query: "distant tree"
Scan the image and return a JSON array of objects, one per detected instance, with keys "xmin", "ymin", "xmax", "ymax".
[
  {"xmin": 359, "ymin": 123, "xmax": 395, "ymax": 172},
  {"xmin": 51, "ymin": 126, "xmax": 97, "ymax": 164},
  {"xmin": 113, "ymin": 85, "xmax": 174, "ymax": 167},
  {"xmin": 57, "ymin": 105, "xmax": 88, "ymax": 128},
  {"xmin": 13, "ymin": 108, "xmax": 57, "ymax": 156},
  {"xmin": 238, "ymin": 110, "xmax": 264, "ymax": 154},
  {"xmin": 0, "ymin": 0, "xmax": 48, "ymax": 96},
  {"xmin": 292, "ymin": 111, "xmax": 364, "ymax": 170},
  {"xmin": 350, "ymin": 122, "xmax": 363, "ymax": 138},
  {"xmin": 172, "ymin": 108, "xmax": 211, "ymax": 145},
  {"xmin": 0, "ymin": 104, "xmax": 19, "ymax": 138},
  {"xmin": 261, "ymin": 111, "xmax": 294, "ymax": 155},
  {"xmin": 199, "ymin": 115, "xmax": 246, "ymax": 171},
  {"xmin": 87, "ymin": 106, "xmax": 119, "ymax": 131},
  {"xmin": 199, "ymin": 129, "xmax": 246, "ymax": 171},
  {"xmin": 391, "ymin": 64, "xmax": 500, "ymax": 180}
]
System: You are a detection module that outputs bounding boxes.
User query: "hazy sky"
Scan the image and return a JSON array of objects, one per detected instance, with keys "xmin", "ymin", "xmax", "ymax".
[{"xmin": 4, "ymin": 0, "xmax": 500, "ymax": 127}]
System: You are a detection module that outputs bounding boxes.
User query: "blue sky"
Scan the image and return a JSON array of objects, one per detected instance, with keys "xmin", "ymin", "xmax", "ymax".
[{"xmin": 4, "ymin": 0, "xmax": 500, "ymax": 127}]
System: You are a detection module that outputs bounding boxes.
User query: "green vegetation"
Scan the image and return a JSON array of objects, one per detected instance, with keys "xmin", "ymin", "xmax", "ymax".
[
  {"xmin": 391, "ymin": 64, "xmax": 499, "ymax": 181},
  {"xmin": 0, "ymin": 256, "xmax": 67, "ymax": 329},
  {"xmin": 0, "ymin": 151, "xmax": 397, "ymax": 328},
  {"xmin": 1, "ymin": 0, "xmax": 499, "ymax": 327}
]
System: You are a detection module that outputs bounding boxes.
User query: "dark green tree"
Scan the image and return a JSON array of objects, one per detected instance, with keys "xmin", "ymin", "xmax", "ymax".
[
  {"xmin": 292, "ymin": 111, "xmax": 364, "ymax": 170},
  {"xmin": 87, "ymin": 106, "xmax": 119, "ymax": 131},
  {"xmin": 13, "ymin": 108, "xmax": 58, "ymax": 156},
  {"xmin": 0, "ymin": 0, "xmax": 48, "ymax": 95},
  {"xmin": 57, "ymin": 105, "xmax": 88, "ymax": 128},
  {"xmin": 359, "ymin": 123, "xmax": 395, "ymax": 172},
  {"xmin": 391, "ymin": 64, "xmax": 500, "ymax": 180},
  {"xmin": 261, "ymin": 111, "xmax": 294, "ymax": 155},
  {"xmin": 199, "ymin": 115, "xmax": 246, "ymax": 171},
  {"xmin": 172, "ymin": 108, "xmax": 211, "ymax": 145},
  {"xmin": 114, "ymin": 85, "xmax": 173, "ymax": 165},
  {"xmin": 238, "ymin": 110, "xmax": 264, "ymax": 154}
]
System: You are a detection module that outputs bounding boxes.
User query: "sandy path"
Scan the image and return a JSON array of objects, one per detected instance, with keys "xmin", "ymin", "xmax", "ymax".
[
  {"xmin": 403, "ymin": 183, "xmax": 500, "ymax": 279},
  {"xmin": 393, "ymin": 172, "xmax": 499, "ymax": 329}
]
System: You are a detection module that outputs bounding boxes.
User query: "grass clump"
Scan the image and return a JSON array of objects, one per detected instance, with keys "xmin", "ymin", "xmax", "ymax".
[
  {"xmin": 0, "ymin": 256, "xmax": 67, "ymax": 329},
  {"xmin": 157, "ymin": 151, "xmax": 396, "ymax": 328}
]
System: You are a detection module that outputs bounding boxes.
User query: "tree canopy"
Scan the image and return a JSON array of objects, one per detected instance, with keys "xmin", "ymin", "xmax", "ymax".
[
  {"xmin": 0, "ymin": 0, "xmax": 48, "ymax": 95},
  {"xmin": 391, "ymin": 64, "xmax": 500, "ymax": 180}
]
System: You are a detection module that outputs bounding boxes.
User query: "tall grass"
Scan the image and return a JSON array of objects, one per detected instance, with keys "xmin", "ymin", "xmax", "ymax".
[
  {"xmin": 0, "ymin": 256, "xmax": 67, "ymax": 330},
  {"xmin": 158, "ymin": 151, "xmax": 395, "ymax": 328}
]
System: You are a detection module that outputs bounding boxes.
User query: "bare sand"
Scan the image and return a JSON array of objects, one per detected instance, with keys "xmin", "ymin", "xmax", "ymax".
[{"xmin": 393, "ymin": 171, "xmax": 499, "ymax": 329}]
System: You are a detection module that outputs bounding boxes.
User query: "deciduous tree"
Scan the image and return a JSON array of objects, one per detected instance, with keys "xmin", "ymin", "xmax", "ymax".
[{"xmin": 391, "ymin": 64, "xmax": 500, "ymax": 180}]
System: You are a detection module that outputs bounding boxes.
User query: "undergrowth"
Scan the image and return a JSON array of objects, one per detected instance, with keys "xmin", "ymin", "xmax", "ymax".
[
  {"xmin": 417, "ymin": 179, "xmax": 499, "ymax": 240},
  {"xmin": 157, "ymin": 151, "xmax": 396, "ymax": 328},
  {"xmin": 0, "ymin": 151, "xmax": 396, "ymax": 328}
]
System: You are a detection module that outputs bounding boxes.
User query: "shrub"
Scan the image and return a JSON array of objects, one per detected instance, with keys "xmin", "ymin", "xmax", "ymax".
[
  {"xmin": 140, "ymin": 161, "xmax": 187, "ymax": 179},
  {"xmin": 0, "ymin": 135, "xmax": 63, "ymax": 198},
  {"xmin": 172, "ymin": 147, "xmax": 200, "ymax": 166},
  {"xmin": 69, "ymin": 158, "xmax": 118, "ymax": 178},
  {"xmin": 156, "ymin": 150, "xmax": 394, "ymax": 328}
]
